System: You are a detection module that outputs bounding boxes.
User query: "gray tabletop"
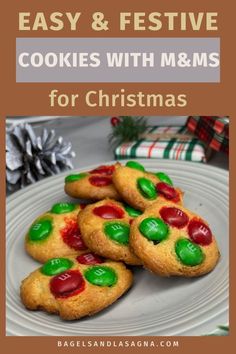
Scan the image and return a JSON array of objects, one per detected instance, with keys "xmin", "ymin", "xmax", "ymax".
[{"xmin": 7, "ymin": 116, "xmax": 229, "ymax": 172}]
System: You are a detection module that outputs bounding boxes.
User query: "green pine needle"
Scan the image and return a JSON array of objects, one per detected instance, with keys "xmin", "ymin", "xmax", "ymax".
[
  {"xmin": 218, "ymin": 325, "xmax": 229, "ymax": 332},
  {"xmin": 108, "ymin": 116, "xmax": 148, "ymax": 147}
]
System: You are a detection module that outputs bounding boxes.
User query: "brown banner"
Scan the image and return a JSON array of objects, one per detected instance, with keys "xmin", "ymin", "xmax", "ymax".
[{"xmin": 0, "ymin": 0, "xmax": 234, "ymax": 115}]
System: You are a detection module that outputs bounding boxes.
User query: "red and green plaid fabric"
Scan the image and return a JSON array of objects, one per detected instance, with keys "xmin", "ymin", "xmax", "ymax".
[
  {"xmin": 187, "ymin": 116, "xmax": 229, "ymax": 154},
  {"xmin": 115, "ymin": 126, "xmax": 207, "ymax": 163}
]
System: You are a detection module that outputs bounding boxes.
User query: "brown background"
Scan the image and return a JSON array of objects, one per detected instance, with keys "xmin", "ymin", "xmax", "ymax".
[{"xmin": 0, "ymin": 0, "xmax": 234, "ymax": 353}]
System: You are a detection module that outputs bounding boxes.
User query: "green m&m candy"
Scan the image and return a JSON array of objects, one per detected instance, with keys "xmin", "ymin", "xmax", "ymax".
[
  {"xmin": 84, "ymin": 266, "xmax": 117, "ymax": 286},
  {"xmin": 155, "ymin": 172, "xmax": 173, "ymax": 186},
  {"xmin": 65, "ymin": 173, "xmax": 88, "ymax": 183},
  {"xmin": 139, "ymin": 217, "xmax": 169, "ymax": 242},
  {"xmin": 51, "ymin": 202, "xmax": 76, "ymax": 214},
  {"xmin": 175, "ymin": 238, "xmax": 204, "ymax": 266},
  {"xmin": 41, "ymin": 258, "xmax": 74, "ymax": 276},
  {"xmin": 104, "ymin": 222, "xmax": 130, "ymax": 245},
  {"xmin": 29, "ymin": 219, "xmax": 52, "ymax": 242},
  {"xmin": 137, "ymin": 178, "xmax": 157, "ymax": 199},
  {"xmin": 124, "ymin": 205, "xmax": 142, "ymax": 218},
  {"xmin": 126, "ymin": 161, "xmax": 145, "ymax": 172}
]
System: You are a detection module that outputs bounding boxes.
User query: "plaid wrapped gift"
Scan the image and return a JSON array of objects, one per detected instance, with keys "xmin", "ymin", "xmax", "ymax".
[
  {"xmin": 187, "ymin": 116, "xmax": 229, "ymax": 154},
  {"xmin": 114, "ymin": 126, "xmax": 208, "ymax": 163}
]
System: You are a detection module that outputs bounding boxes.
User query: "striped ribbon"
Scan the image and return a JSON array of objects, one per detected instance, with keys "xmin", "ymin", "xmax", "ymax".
[{"xmin": 115, "ymin": 126, "xmax": 207, "ymax": 163}]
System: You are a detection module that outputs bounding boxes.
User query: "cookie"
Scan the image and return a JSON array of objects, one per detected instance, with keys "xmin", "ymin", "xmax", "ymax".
[
  {"xmin": 20, "ymin": 254, "xmax": 133, "ymax": 320},
  {"xmin": 25, "ymin": 202, "xmax": 89, "ymax": 263},
  {"xmin": 78, "ymin": 199, "xmax": 142, "ymax": 265},
  {"xmin": 130, "ymin": 201, "xmax": 220, "ymax": 277},
  {"xmin": 64, "ymin": 163, "xmax": 121, "ymax": 201},
  {"xmin": 112, "ymin": 161, "xmax": 183, "ymax": 211}
]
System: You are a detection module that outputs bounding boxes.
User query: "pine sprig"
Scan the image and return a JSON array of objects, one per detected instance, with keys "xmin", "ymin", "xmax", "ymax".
[{"xmin": 108, "ymin": 116, "xmax": 148, "ymax": 147}]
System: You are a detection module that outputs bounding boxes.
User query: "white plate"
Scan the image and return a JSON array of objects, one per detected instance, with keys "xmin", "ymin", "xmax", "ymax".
[{"xmin": 6, "ymin": 160, "xmax": 229, "ymax": 336}]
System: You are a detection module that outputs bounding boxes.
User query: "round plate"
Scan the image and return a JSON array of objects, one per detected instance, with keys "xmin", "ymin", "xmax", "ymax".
[{"xmin": 6, "ymin": 160, "xmax": 229, "ymax": 336}]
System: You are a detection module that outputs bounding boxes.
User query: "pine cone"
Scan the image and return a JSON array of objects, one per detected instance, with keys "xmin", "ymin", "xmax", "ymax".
[{"xmin": 6, "ymin": 123, "xmax": 76, "ymax": 193}]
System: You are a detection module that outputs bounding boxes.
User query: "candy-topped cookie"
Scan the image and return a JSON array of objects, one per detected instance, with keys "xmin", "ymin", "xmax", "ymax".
[
  {"xmin": 112, "ymin": 161, "xmax": 183, "ymax": 211},
  {"xmin": 130, "ymin": 201, "xmax": 220, "ymax": 277},
  {"xmin": 25, "ymin": 202, "xmax": 89, "ymax": 263},
  {"xmin": 64, "ymin": 163, "xmax": 121, "ymax": 201},
  {"xmin": 20, "ymin": 254, "xmax": 133, "ymax": 320},
  {"xmin": 78, "ymin": 199, "xmax": 142, "ymax": 265}
]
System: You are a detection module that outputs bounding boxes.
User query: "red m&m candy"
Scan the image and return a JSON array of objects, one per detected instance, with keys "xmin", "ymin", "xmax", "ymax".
[
  {"xmin": 156, "ymin": 183, "xmax": 178, "ymax": 201},
  {"xmin": 89, "ymin": 176, "xmax": 112, "ymax": 187},
  {"xmin": 50, "ymin": 270, "xmax": 85, "ymax": 298},
  {"xmin": 160, "ymin": 207, "xmax": 189, "ymax": 228},
  {"xmin": 89, "ymin": 165, "xmax": 115, "ymax": 176},
  {"xmin": 77, "ymin": 253, "xmax": 103, "ymax": 265},
  {"xmin": 93, "ymin": 205, "xmax": 125, "ymax": 219},
  {"xmin": 188, "ymin": 219, "xmax": 212, "ymax": 245},
  {"xmin": 61, "ymin": 220, "xmax": 87, "ymax": 251}
]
